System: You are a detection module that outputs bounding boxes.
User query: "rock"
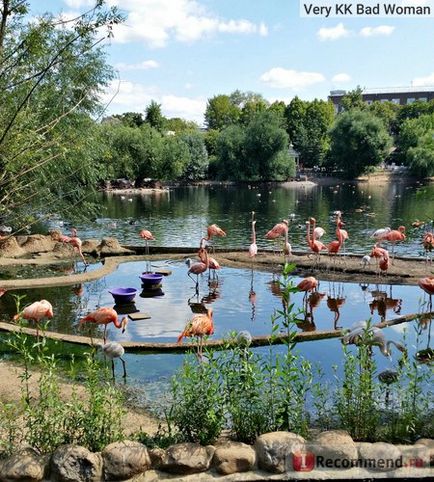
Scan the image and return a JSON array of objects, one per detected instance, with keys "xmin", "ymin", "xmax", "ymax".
[
  {"xmin": 255, "ymin": 431, "xmax": 305, "ymax": 473},
  {"xmin": 98, "ymin": 238, "xmax": 134, "ymax": 256},
  {"xmin": 415, "ymin": 438, "xmax": 434, "ymax": 465},
  {"xmin": 160, "ymin": 443, "xmax": 215, "ymax": 475},
  {"xmin": 51, "ymin": 445, "xmax": 102, "ymax": 482},
  {"xmin": 397, "ymin": 444, "xmax": 431, "ymax": 469},
  {"xmin": 20, "ymin": 235, "xmax": 55, "ymax": 254},
  {"xmin": 81, "ymin": 239, "xmax": 100, "ymax": 256},
  {"xmin": 0, "ymin": 448, "xmax": 45, "ymax": 482},
  {"xmin": 213, "ymin": 442, "xmax": 256, "ymax": 475},
  {"xmin": 358, "ymin": 442, "xmax": 402, "ymax": 472},
  {"xmin": 52, "ymin": 242, "xmax": 75, "ymax": 258},
  {"xmin": 148, "ymin": 448, "xmax": 165, "ymax": 469},
  {"xmin": 0, "ymin": 236, "xmax": 26, "ymax": 258},
  {"xmin": 102, "ymin": 440, "xmax": 150, "ymax": 481},
  {"xmin": 309, "ymin": 430, "xmax": 357, "ymax": 470}
]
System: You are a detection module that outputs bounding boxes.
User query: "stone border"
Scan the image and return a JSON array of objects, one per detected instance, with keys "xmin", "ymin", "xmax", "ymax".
[{"xmin": 0, "ymin": 432, "xmax": 432, "ymax": 481}]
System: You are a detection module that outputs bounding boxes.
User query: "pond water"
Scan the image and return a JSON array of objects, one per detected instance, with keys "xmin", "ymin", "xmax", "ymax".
[
  {"xmin": 0, "ymin": 260, "xmax": 431, "ymax": 400},
  {"xmin": 65, "ymin": 180, "xmax": 434, "ymax": 257}
]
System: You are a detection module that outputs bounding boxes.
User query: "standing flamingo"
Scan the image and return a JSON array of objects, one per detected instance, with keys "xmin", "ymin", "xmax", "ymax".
[
  {"xmin": 177, "ymin": 307, "xmax": 214, "ymax": 358},
  {"xmin": 79, "ymin": 307, "xmax": 128, "ymax": 343},
  {"xmin": 139, "ymin": 229, "xmax": 155, "ymax": 272},
  {"xmin": 198, "ymin": 240, "xmax": 220, "ymax": 280},
  {"xmin": 265, "ymin": 219, "xmax": 288, "ymax": 255},
  {"xmin": 297, "ymin": 276, "xmax": 319, "ymax": 300},
  {"xmin": 418, "ymin": 276, "xmax": 434, "ymax": 312},
  {"xmin": 52, "ymin": 230, "xmax": 87, "ymax": 265},
  {"xmin": 249, "ymin": 212, "xmax": 257, "ymax": 258},
  {"xmin": 0, "ymin": 289, "xmax": 7, "ymax": 297},
  {"xmin": 205, "ymin": 224, "xmax": 226, "ymax": 253},
  {"xmin": 371, "ymin": 227, "xmax": 391, "ymax": 241},
  {"xmin": 99, "ymin": 341, "xmax": 127, "ymax": 378},
  {"xmin": 13, "ymin": 299, "xmax": 53, "ymax": 338},
  {"xmin": 382, "ymin": 226, "xmax": 406, "ymax": 263},
  {"xmin": 370, "ymin": 243, "xmax": 390, "ymax": 276},
  {"xmin": 306, "ymin": 218, "xmax": 326, "ymax": 264},
  {"xmin": 186, "ymin": 246, "xmax": 209, "ymax": 292},
  {"xmin": 422, "ymin": 231, "xmax": 434, "ymax": 264},
  {"xmin": 327, "ymin": 216, "xmax": 345, "ymax": 266}
]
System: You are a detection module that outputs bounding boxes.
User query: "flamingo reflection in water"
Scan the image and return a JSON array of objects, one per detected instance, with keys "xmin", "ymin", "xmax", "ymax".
[
  {"xmin": 369, "ymin": 285, "xmax": 402, "ymax": 322},
  {"xmin": 326, "ymin": 282, "xmax": 346, "ymax": 330}
]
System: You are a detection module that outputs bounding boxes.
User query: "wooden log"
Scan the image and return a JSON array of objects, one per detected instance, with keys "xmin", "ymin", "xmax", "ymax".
[{"xmin": 0, "ymin": 310, "xmax": 429, "ymax": 354}]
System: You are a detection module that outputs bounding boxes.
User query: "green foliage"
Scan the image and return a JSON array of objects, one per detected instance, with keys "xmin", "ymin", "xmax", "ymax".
[
  {"xmin": 165, "ymin": 117, "xmax": 199, "ymax": 133},
  {"xmin": 169, "ymin": 354, "xmax": 224, "ymax": 445},
  {"xmin": 112, "ymin": 112, "xmax": 144, "ymax": 128},
  {"xmin": 204, "ymin": 94, "xmax": 241, "ymax": 130},
  {"xmin": 340, "ymin": 87, "xmax": 366, "ymax": 112},
  {"xmin": 398, "ymin": 113, "xmax": 434, "ymax": 177},
  {"xmin": 0, "ymin": 0, "xmax": 123, "ymax": 228},
  {"xmin": 368, "ymin": 101, "xmax": 399, "ymax": 134},
  {"xmin": 285, "ymin": 98, "xmax": 334, "ymax": 167},
  {"xmin": 329, "ymin": 109, "xmax": 392, "ymax": 177},
  {"xmin": 395, "ymin": 99, "xmax": 434, "ymax": 135},
  {"xmin": 145, "ymin": 100, "xmax": 165, "ymax": 132},
  {"xmin": 180, "ymin": 131, "xmax": 209, "ymax": 180},
  {"xmin": 215, "ymin": 124, "xmax": 246, "ymax": 180}
]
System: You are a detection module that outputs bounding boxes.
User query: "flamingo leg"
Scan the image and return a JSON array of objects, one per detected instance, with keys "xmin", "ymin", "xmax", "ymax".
[
  {"xmin": 111, "ymin": 360, "xmax": 115, "ymax": 379},
  {"xmin": 120, "ymin": 357, "xmax": 127, "ymax": 378},
  {"xmin": 103, "ymin": 325, "xmax": 107, "ymax": 343}
]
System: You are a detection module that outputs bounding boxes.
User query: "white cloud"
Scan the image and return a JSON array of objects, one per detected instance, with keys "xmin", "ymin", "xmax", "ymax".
[
  {"xmin": 411, "ymin": 72, "xmax": 434, "ymax": 86},
  {"xmin": 359, "ymin": 25, "xmax": 395, "ymax": 37},
  {"xmin": 114, "ymin": 60, "xmax": 159, "ymax": 71},
  {"xmin": 64, "ymin": 0, "xmax": 95, "ymax": 7},
  {"xmin": 101, "ymin": 80, "xmax": 206, "ymax": 124},
  {"xmin": 99, "ymin": 0, "xmax": 268, "ymax": 47},
  {"xmin": 332, "ymin": 73, "xmax": 351, "ymax": 83},
  {"xmin": 317, "ymin": 23, "xmax": 350, "ymax": 41},
  {"xmin": 260, "ymin": 68, "xmax": 325, "ymax": 89}
]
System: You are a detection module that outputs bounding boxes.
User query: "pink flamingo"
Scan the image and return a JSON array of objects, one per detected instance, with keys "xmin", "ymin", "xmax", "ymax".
[
  {"xmin": 52, "ymin": 231, "xmax": 87, "ymax": 265},
  {"xmin": 306, "ymin": 218, "xmax": 326, "ymax": 263},
  {"xmin": 198, "ymin": 240, "xmax": 220, "ymax": 280},
  {"xmin": 13, "ymin": 299, "xmax": 53, "ymax": 338},
  {"xmin": 0, "ymin": 288, "xmax": 7, "ymax": 297},
  {"xmin": 80, "ymin": 307, "xmax": 128, "ymax": 343},
  {"xmin": 370, "ymin": 243, "xmax": 390, "ymax": 276},
  {"xmin": 205, "ymin": 224, "xmax": 226, "ymax": 253},
  {"xmin": 327, "ymin": 216, "xmax": 345, "ymax": 267},
  {"xmin": 177, "ymin": 307, "xmax": 214, "ymax": 358},
  {"xmin": 139, "ymin": 229, "xmax": 155, "ymax": 272},
  {"xmin": 382, "ymin": 226, "xmax": 406, "ymax": 263},
  {"xmin": 265, "ymin": 219, "xmax": 288, "ymax": 255},
  {"xmin": 418, "ymin": 276, "xmax": 434, "ymax": 311},
  {"xmin": 422, "ymin": 231, "xmax": 434, "ymax": 264},
  {"xmin": 186, "ymin": 246, "xmax": 209, "ymax": 291},
  {"xmin": 249, "ymin": 211, "xmax": 258, "ymax": 258}
]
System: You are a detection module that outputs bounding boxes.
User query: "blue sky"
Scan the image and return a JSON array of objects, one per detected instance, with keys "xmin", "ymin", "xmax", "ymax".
[{"xmin": 31, "ymin": 1, "xmax": 434, "ymax": 124}]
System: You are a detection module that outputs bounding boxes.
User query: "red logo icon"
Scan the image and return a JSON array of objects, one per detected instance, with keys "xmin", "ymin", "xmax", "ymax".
[{"xmin": 293, "ymin": 451, "xmax": 315, "ymax": 472}]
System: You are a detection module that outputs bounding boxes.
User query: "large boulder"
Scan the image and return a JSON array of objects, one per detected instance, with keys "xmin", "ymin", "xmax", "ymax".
[
  {"xmin": 0, "ymin": 236, "xmax": 26, "ymax": 258},
  {"xmin": 159, "ymin": 443, "xmax": 215, "ymax": 475},
  {"xmin": 357, "ymin": 442, "xmax": 402, "ymax": 472},
  {"xmin": 102, "ymin": 440, "xmax": 150, "ymax": 481},
  {"xmin": 81, "ymin": 239, "xmax": 100, "ymax": 256},
  {"xmin": 0, "ymin": 448, "xmax": 45, "ymax": 482},
  {"xmin": 255, "ymin": 431, "xmax": 305, "ymax": 473},
  {"xmin": 308, "ymin": 430, "xmax": 357, "ymax": 470},
  {"xmin": 51, "ymin": 445, "xmax": 102, "ymax": 482},
  {"xmin": 20, "ymin": 235, "xmax": 55, "ymax": 254},
  {"xmin": 98, "ymin": 238, "xmax": 134, "ymax": 256},
  {"xmin": 396, "ymin": 444, "xmax": 431, "ymax": 469},
  {"xmin": 212, "ymin": 441, "xmax": 256, "ymax": 475},
  {"xmin": 415, "ymin": 438, "xmax": 434, "ymax": 466}
]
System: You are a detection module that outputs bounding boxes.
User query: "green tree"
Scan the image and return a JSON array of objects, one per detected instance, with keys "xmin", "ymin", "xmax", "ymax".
[
  {"xmin": 165, "ymin": 117, "xmax": 198, "ymax": 133},
  {"xmin": 368, "ymin": 101, "xmax": 400, "ymax": 134},
  {"xmin": 244, "ymin": 111, "xmax": 293, "ymax": 180},
  {"xmin": 398, "ymin": 113, "xmax": 434, "ymax": 176},
  {"xmin": 394, "ymin": 100, "xmax": 434, "ymax": 135},
  {"xmin": 340, "ymin": 87, "xmax": 366, "ymax": 111},
  {"xmin": 204, "ymin": 94, "xmax": 240, "ymax": 130},
  {"xmin": 285, "ymin": 96, "xmax": 307, "ymax": 144},
  {"xmin": 112, "ymin": 112, "xmax": 144, "ymax": 128},
  {"xmin": 329, "ymin": 110, "xmax": 392, "ymax": 178},
  {"xmin": 0, "ymin": 0, "xmax": 122, "ymax": 227},
  {"xmin": 160, "ymin": 136, "xmax": 190, "ymax": 180},
  {"xmin": 215, "ymin": 125, "xmax": 246, "ymax": 179},
  {"xmin": 268, "ymin": 101, "xmax": 287, "ymax": 127},
  {"xmin": 240, "ymin": 98, "xmax": 269, "ymax": 125},
  {"xmin": 180, "ymin": 131, "xmax": 209, "ymax": 180},
  {"xmin": 145, "ymin": 100, "xmax": 165, "ymax": 131}
]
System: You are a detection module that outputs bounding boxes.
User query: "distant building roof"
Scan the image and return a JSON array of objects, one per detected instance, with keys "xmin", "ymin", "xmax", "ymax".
[{"xmin": 330, "ymin": 86, "xmax": 434, "ymax": 97}]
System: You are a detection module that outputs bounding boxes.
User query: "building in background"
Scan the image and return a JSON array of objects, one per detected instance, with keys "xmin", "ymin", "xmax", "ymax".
[{"xmin": 329, "ymin": 87, "xmax": 434, "ymax": 113}]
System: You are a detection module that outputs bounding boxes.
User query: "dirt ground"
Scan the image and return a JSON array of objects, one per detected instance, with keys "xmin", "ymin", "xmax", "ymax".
[{"xmin": 0, "ymin": 360, "xmax": 160, "ymax": 437}]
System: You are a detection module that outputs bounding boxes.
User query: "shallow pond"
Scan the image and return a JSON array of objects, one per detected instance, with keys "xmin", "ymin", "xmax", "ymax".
[
  {"xmin": 63, "ymin": 181, "xmax": 434, "ymax": 257},
  {"xmin": 0, "ymin": 260, "xmax": 431, "ymax": 399}
]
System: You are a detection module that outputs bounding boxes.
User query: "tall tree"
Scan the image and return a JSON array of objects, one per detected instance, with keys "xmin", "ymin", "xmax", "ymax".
[
  {"xmin": 340, "ymin": 87, "xmax": 366, "ymax": 111},
  {"xmin": 329, "ymin": 110, "xmax": 392, "ymax": 178},
  {"xmin": 145, "ymin": 100, "xmax": 165, "ymax": 131},
  {"xmin": 204, "ymin": 94, "xmax": 240, "ymax": 130},
  {"xmin": 0, "ymin": 0, "xmax": 122, "ymax": 228}
]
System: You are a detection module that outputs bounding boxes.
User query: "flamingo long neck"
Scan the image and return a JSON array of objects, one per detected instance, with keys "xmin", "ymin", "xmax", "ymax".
[
  {"xmin": 252, "ymin": 221, "xmax": 256, "ymax": 244},
  {"xmin": 112, "ymin": 318, "xmax": 122, "ymax": 329},
  {"xmin": 336, "ymin": 219, "xmax": 344, "ymax": 247},
  {"xmin": 306, "ymin": 223, "xmax": 313, "ymax": 248}
]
